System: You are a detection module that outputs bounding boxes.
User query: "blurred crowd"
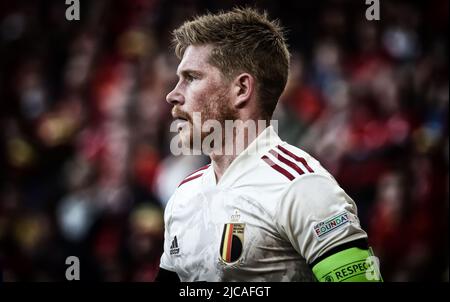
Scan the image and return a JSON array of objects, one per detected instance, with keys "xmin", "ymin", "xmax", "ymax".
[{"xmin": 0, "ymin": 0, "xmax": 448, "ymax": 281}]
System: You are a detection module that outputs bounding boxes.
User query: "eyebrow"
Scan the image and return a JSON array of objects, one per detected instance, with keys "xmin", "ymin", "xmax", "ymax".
[{"xmin": 177, "ymin": 69, "xmax": 202, "ymax": 78}]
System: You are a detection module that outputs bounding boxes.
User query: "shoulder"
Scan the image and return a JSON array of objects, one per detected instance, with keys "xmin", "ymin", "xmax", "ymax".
[
  {"xmin": 258, "ymin": 142, "xmax": 346, "ymax": 211},
  {"xmin": 235, "ymin": 143, "xmax": 327, "ymax": 209},
  {"xmin": 258, "ymin": 143, "xmax": 325, "ymax": 184}
]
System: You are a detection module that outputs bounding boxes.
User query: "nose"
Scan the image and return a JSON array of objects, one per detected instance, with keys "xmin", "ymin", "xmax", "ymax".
[{"xmin": 166, "ymin": 83, "xmax": 185, "ymax": 106}]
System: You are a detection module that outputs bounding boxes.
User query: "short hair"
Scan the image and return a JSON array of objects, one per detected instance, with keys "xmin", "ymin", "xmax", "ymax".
[{"xmin": 172, "ymin": 7, "xmax": 290, "ymax": 119}]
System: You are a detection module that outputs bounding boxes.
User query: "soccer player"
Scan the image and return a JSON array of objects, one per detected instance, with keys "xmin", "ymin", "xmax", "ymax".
[{"xmin": 155, "ymin": 7, "xmax": 382, "ymax": 282}]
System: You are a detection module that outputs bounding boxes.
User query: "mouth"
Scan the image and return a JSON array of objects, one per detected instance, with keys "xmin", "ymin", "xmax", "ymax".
[
  {"xmin": 171, "ymin": 108, "xmax": 192, "ymax": 132},
  {"xmin": 175, "ymin": 118, "xmax": 188, "ymax": 126},
  {"xmin": 174, "ymin": 116, "xmax": 188, "ymax": 121},
  {"xmin": 172, "ymin": 114, "xmax": 189, "ymax": 131},
  {"xmin": 172, "ymin": 109, "xmax": 190, "ymax": 122}
]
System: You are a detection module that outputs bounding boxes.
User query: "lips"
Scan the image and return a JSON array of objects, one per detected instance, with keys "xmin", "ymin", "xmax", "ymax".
[{"xmin": 171, "ymin": 108, "xmax": 190, "ymax": 122}]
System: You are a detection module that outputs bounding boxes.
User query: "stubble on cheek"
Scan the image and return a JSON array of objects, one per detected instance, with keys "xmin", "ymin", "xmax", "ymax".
[{"xmin": 180, "ymin": 86, "xmax": 238, "ymax": 152}]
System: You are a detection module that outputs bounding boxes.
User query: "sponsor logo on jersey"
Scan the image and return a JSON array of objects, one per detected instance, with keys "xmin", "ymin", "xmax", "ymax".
[
  {"xmin": 313, "ymin": 211, "xmax": 350, "ymax": 239},
  {"xmin": 219, "ymin": 223, "xmax": 245, "ymax": 264},
  {"xmin": 170, "ymin": 236, "xmax": 180, "ymax": 255}
]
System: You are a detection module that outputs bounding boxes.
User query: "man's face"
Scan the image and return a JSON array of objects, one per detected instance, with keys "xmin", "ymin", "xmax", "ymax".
[{"xmin": 166, "ymin": 45, "xmax": 237, "ymax": 150}]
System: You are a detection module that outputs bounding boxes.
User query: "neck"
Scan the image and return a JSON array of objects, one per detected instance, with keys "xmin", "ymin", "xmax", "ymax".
[{"xmin": 210, "ymin": 120, "xmax": 268, "ymax": 183}]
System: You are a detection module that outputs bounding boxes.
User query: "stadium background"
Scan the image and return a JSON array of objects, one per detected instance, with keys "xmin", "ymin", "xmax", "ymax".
[{"xmin": 0, "ymin": 0, "xmax": 447, "ymax": 281}]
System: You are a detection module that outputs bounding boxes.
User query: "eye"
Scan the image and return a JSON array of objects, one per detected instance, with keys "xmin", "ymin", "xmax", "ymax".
[{"xmin": 185, "ymin": 74, "xmax": 195, "ymax": 82}]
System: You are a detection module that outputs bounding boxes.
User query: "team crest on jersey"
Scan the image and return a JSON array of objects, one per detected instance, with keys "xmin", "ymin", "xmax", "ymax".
[
  {"xmin": 219, "ymin": 223, "xmax": 245, "ymax": 264},
  {"xmin": 230, "ymin": 209, "xmax": 241, "ymax": 222}
]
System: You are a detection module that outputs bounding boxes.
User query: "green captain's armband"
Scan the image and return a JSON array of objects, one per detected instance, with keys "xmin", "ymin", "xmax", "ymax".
[{"xmin": 312, "ymin": 247, "xmax": 383, "ymax": 282}]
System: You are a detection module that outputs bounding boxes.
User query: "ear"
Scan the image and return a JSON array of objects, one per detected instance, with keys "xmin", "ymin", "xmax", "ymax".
[{"xmin": 232, "ymin": 73, "xmax": 255, "ymax": 109}]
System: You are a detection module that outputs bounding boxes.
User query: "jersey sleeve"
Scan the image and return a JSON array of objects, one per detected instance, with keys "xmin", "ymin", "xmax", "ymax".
[
  {"xmin": 159, "ymin": 194, "xmax": 176, "ymax": 272},
  {"xmin": 275, "ymin": 173, "xmax": 368, "ymax": 265}
]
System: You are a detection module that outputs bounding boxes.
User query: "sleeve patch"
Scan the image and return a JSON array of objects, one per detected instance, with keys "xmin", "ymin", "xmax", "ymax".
[{"xmin": 313, "ymin": 211, "xmax": 353, "ymax": 240}]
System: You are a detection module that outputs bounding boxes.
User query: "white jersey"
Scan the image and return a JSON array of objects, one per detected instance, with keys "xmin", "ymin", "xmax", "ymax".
[{"xmin": 160, "ymin": 126, "xmax": 367, "ymax": 281}]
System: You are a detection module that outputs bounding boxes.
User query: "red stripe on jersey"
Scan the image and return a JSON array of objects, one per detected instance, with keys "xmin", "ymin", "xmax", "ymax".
[
  {"xmin": 178, "ymin": 173, "xmax": 203, "ymax": 187},
  {"xmin": 261, "ymin": 155, "xmax": 295, "ymax": 181},
  {"xmin": 177, "ymin": 164, "xmax": 210, "ymax": 188},
  {"xmin": 269, "ymin": 149, "xmax": 305, "ymax": 176},
  {"xmin": 184, "ymin": 164, "xmax": 210, "ymax": 179},
  {"xmin": 276, "ymin": 145, "xmax": 314, "ymax": 173}
]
